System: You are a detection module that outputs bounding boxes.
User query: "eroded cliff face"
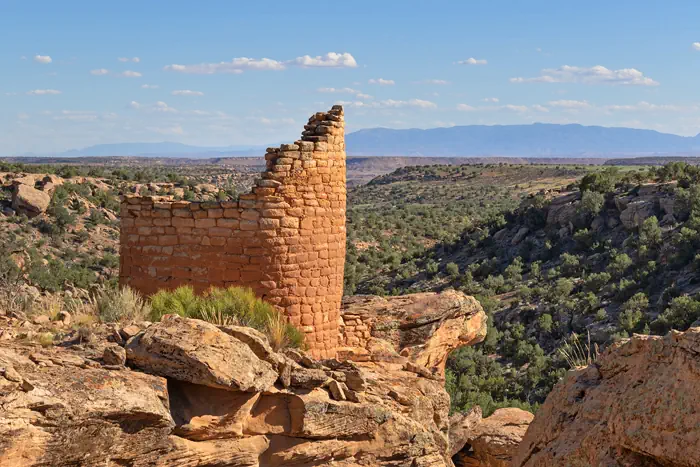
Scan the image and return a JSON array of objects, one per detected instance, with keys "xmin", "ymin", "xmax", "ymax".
[
  {"xmin": 0, "ymin": 290, "xmax": 486, "ymax": 467},
  {"xmin": 513, "ymin": 328, "xmax": 700, "ymax": 467}
]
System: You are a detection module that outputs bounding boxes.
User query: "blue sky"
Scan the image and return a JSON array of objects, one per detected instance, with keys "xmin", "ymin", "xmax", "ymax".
[{"xmin": 2, "ymin": 0, "xmax": 700, "ymax": 155}]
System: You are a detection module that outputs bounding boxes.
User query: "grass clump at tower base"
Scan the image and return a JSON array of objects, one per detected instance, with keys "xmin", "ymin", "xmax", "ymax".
[{"xmin": 149, "ymin": 285, "xmax": 305, "ymax": 351}]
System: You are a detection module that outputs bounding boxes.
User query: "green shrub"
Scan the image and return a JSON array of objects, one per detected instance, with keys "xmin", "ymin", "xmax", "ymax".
[
  {"xmin": 619, "ymin": 292, "xmax": 648, "ymax": 332},
  {"xmin": 639, "ymin": 216, "xmax": 661, "ymax": 247},
  {"xmin": 579, "ymin": 190, "xmax": 605, "ymax": 217},
  {"xmin": 97, "ymin": 286, "xmax": 151, "ymax": 323},
  {"xmin": 150, "ymin": 285, "xmax": 200, "ymax": 321},
  {"xmin": 654, "ymin": 295, "xmax": 700, "ymax": 332},
  {"xmin": 148, "ymin": 286, "xmax": 304, "ymax": 349},
  {"xmin": 538, "ymin": 314, "xmax": 553, "ymax": 333},
  {"xmin": 584, "ymin": 272, "xmax": 611, "ymax": 293},
  {"xmin": 607, "ymin": 253, "xmax": 633, "ymax": 278},
  {"xmin": 446, "ymin": 262, "xmax": 460, "ymax": 277}
]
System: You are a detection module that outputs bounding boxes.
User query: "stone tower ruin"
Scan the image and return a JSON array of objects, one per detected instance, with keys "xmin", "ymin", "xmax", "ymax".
[{"xmin": 119, "ymin": 105, "xmax": 346, "ymax": 359}]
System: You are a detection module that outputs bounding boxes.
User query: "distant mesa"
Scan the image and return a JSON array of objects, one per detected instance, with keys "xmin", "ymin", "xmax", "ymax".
[{"xmin": 11, "ymin": 123, "xmax": 700, "ymax": 159}]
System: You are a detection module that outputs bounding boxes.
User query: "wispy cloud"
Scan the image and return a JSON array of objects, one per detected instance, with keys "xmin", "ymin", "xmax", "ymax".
[
  {"xmin": 118, "ymin": 57, "xmax": 140, "ymax": 63},
  {"xmin": 51, "ymin": 110, "xmax": 118, "ymax": 122},
  {"xmin": 547, "ymin": 99, "xmax": 592, "ymax": 109},
  {"xmin": 164, "ymin": 52, "xmax": 357, "ymax": 74},
  {"xmin": 120, "ymin": 70, "xmax": 142, "ymax": 78},
  {"xmin": 693, "ymin": 42, "xmax": 700, "ymax": 51},
  {"xmin": 172, "ymin": 90, "xmax": 204, "ymax": 96},
  {"xmin": 27, "ymin": 89, "xmax": 61, "ymax": 95},
  {"xmin": 511, "ymin": 65, "xmax": 658, "ymax": 86},
  {"xmin": 129, "ymin": 101, "xmax": 178, "ymax": 113},
  {"xmin": 141, "ymin": 84, "xmax": 159, "ymax": 89},
  {"xmin": 340, "ymin": 98, "xmax": 436, "ymax": 109},
  {"xmin": 34, "ymin": 55, "xmax": 52, "ymax": 64},
  {"xmin": 457, "ymin": 103, "xmax": 547, "ymax": 113},
  {"xmin": 368, "ymin": 78, "xmax": 395, "ymax": 85},
  {"xmin": 482, "ymin": 97, "xmax": 499, "ymax": 103},
  {"xmin": 456, "ymin": 58, "xmax": 488, "ymax": 65},
  {"xmin": 290, "ymin": 52, "xmax": 357, "ymax": 68},
  {"xmin": 604, "ymin": 101, "xmax": 695, "ymax": 112},
  {"xmin": 419, "ymin": 79, "xmax": 449, "ymax": 85},
  {"xmin": 317, "ymin": 87, "xmax": 372, "ymax": 99},
  {"xmin": 90, "ymin": 68, "xmax": 109, "ymax": 76}
]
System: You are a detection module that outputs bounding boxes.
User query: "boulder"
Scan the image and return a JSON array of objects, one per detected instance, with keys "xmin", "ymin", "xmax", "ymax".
[
  {"xmin": 546, "ymin": 203, "xmax": 577, "ymax": 227},
  {"xmin": 449, "ymin": 406, "xmax": 483, "ymax": 456},
  {"xmin": 620, "ymin": 200, "xmax": 656, "ymax": 229},
  {"xmin": 466, "ymin": 408, "xmax": 533, "ymax": 467},
  {"xmin": 0, "ymin": 345, "xmax": 175, "ymax": 466},
  {"xmin": 514, "ymin": 329, "xmax": 700, "ymax": 466},
  {"xmin": 11, "ymin": 184, "xmax": 51, "ymax": 217},
  {"xmin": 511, "ymin": 227, "xmax": 529, "ymax": 245},
  {"xmin": 126, "ymin": 314, "xmax": 279, "ymax": 392},
  {"xmin": 340, "ymin": 290, "xmax": 487, "ymax": 375},
  {"xmin": 103, "ymin": 344, "xmax": 126, "ymax": 366}
]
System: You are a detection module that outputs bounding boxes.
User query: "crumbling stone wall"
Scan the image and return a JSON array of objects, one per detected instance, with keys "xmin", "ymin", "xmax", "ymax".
[{"xmin": 119, "ymin": 106, "xmax": 346, "ymax": 359}]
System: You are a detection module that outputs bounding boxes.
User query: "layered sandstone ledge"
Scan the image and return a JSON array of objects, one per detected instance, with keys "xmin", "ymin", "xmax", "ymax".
[
  {"xmin": 120, "ymin": 106, "xmax": 346, "ymax": 359},
  {"xmin": 0, "ymin": 291, "xmax": 488, "ymax": 467}
]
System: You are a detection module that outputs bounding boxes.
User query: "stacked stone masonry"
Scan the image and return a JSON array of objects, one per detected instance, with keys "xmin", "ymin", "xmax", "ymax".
[{"xmin": 120, "ymin": 106, "xmax": 346, "ymax": 359}]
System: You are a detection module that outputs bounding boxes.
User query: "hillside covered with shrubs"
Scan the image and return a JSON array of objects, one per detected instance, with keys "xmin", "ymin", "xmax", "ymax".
[{"xmin": 347, "ymin": 162, "xmax": 700, "ymax": 415}]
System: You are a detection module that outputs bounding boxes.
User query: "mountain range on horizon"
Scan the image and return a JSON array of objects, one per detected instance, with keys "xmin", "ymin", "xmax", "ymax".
[{"xmin": 10, "ymin": 123, "xmax": 700, "ymax": 159}]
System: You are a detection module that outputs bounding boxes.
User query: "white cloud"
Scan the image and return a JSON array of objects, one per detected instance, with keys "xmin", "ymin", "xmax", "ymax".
[
  {"xmin": 165, "ymin": 57, "xmax": 285, "ymax": 74},
  {"xmin": 26, "ymin": 89, "xmax": 61, "ymax": 95},
  {"xmin": 34, "ymin": 55, "xmax": 52, "ymax": 64},
  {"xmin": 501, "ymin": 104, "xmax": 529, "ymax": 112},
  {"xmin": 693, "ymin": 42, "xmax": 700, "ymax": 51},
  {"xmin": 141, "ymin": 84, "xmax": 159, "ymax": 89},
  {"xmin": 52, "ymin": 110, "xmax": 104, "ymax": 122},
  {"xmin": 420, "ymin": 79, "xmax": 449, "ymax": 85},
  {"xmin": 246, "ymin": 116, "xmax": 296, "ymax": 126},
  {"xmin": 154, "ymin": 101, "xmax": 176, "ymax": 112},
  {"xmin": 341, "ymin": 98, "xmax": 436, "ymax": 109},
  {"xmin": 17, "ymin": 113, "xmax": 30, "ymax": 120},
  {"xmin": 129, "ymin": 101, "xmax": 141, "ymax": 109},
  {"xmin": 165, "ymin": 52, "xmax": 357, "ymax": 74},
  {"xmin": 457, "ymin": 58, "xmax": 488, "ymax": 65},
  {"xmin": 368, "ymin": 78, "xmax": 395, "ymax": 85},
  {"xmin": 510, "ymin": 65, "xmax": 659, "ymax": 86},
  {"xmin": 5, "ymin": 92, "xmax": 17, "ymax": 96},
  {"xmin": 172, "ymin": 90, "xmax": 204, "ymax": 96},
  {"xmin": 604, "ymin": 101, "xmax": 693, "ymax": 112},
  {"xmin": 482, "ymin": 97, "xmax": 499, "ymax": 103},
  {"xmin": 118, "ymin": 57, "xmax": 140, "ymax": 62},
  {"xmin": 290, "ymin": 52, "xmax": 357, "ymax": 68},
  {"xmin": 120, "ymin": 70, "xmax": 142, "ymax": 78},
  {"xmin": 457, "ymin": 103, "xmax": 546, "ymax": 113},
  {"xmin": 318, "ymin": 87, "xmax": 359, "ymax": 94},
  {"xmin": 90, "ymin": 68, "xmax": 109, "ymax": 76},
  {"xmin": 317, "ymin": 87, "xmax": 372, "ymax": 99},
  {"xmin": 547, "ymin": 99, "xmax": 591, "ymax": 109},
  {"xmin": 457, "ymin": 104, "xmax": 477, "ymax": 111}
]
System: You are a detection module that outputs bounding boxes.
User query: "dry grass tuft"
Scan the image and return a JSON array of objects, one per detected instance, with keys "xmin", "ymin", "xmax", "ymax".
[{"xmin": 558, "ymin": 331, "xmax": 599, "ymax": 369}]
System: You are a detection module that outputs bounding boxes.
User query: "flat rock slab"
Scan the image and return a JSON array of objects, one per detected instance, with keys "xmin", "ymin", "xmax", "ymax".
[{"xmin": 126, "ymin": 314, "xmax": 278, "ymax": 392}]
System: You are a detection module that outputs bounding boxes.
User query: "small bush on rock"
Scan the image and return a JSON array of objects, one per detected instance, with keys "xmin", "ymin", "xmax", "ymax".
[{"xmin": 148, "ymin": 286, "xmax": 304, "ymax": 349}]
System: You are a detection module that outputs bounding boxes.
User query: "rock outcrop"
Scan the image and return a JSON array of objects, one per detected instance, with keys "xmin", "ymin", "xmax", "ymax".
[
  {"xmin": 11, "ymin": 183, "xmax": 51, "ymax": 217},
  {"xmin": 339, "ymin": 290, "xmax": 487, "ymax": 375},
  {"xmin": 514, "ymin": 329, "xmax": 700, "ymax": 467},
  {"xmin": 0, "ymin": 291, "xmax": 487, "ymax": 466},
  {"xmin": 451, "ymin": 407, "xmax": 533, "ymax": 467}
]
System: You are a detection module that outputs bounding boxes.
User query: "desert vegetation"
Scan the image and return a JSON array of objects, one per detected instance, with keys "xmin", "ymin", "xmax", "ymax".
[{"xmin": 345, "ymin": 162, "xmax": 700, "ymax": 415}]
